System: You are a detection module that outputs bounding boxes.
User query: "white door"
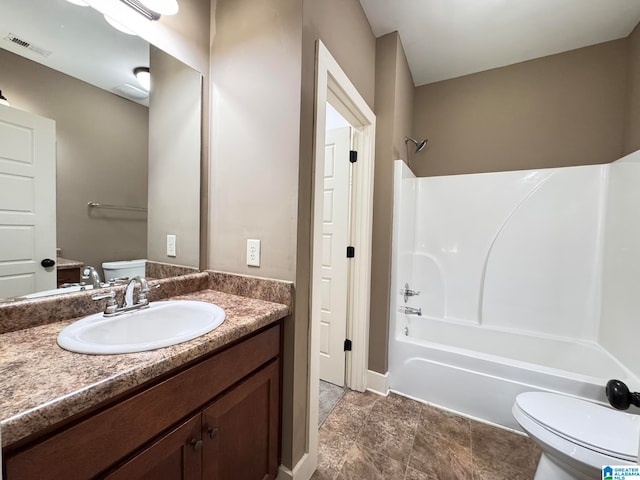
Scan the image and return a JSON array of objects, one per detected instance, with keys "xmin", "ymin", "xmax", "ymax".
[
  {"xmin": 319, "ymin": 126, "xmax": 351, "ymax": 386},
  {"xmin": 0, "ymin": 105, "xmax": 56, "ymax": 298}
]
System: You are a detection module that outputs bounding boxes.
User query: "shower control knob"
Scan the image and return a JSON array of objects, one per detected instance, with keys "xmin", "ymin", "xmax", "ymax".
[
  {"xmin": 606, "ymin": 379, "xmax": 640, "ymax": 410},
  {"xmin": 403, "ymin": 283, "xmax": 420, "ymax": 303}
]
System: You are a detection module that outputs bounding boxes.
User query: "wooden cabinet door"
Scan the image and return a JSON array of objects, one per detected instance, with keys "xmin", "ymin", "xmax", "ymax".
[
  {"xmin": 202, "ymin": 360, "xmax": 280, "ymax": 480},
  {"xmin": 105, "ymin": 414, "xmax": 202, "ymax": 480}
]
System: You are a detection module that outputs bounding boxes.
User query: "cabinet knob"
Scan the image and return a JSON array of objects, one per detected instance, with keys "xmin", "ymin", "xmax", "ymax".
[
  {"xmin": 207, "ymin": 426, "xmax": 219, "ymax": 439},
  {"xmin": 190, "ymin": 438, "xmax": 203, "ymax": 451}
]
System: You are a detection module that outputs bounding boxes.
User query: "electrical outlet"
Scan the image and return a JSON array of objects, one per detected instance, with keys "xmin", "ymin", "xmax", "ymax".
[
  {"xmin": 247, "ymin": 239, "xmax": 260, "ymax": 267},
  {"xmin": 166, "ymin": 234, "xmax": 177, "ymax": 257}
]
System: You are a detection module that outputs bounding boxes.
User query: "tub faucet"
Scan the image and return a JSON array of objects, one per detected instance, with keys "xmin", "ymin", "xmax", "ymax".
[
  {"xmin": 81, "ymin": 266, "xmax": 103, "ymax": 288},
  {"xmin": 403, "ymin": 306, "xmax": 422, "ymax": 316}
]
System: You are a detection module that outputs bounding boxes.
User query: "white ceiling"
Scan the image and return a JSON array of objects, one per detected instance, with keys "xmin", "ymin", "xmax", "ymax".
[
  {"xmin": 359, "ymin": 0, "xmax": 640, "ymax": 86},
  {"xmin": 0, "ymin": 0, "xmax": 149, "ymax": 104}
]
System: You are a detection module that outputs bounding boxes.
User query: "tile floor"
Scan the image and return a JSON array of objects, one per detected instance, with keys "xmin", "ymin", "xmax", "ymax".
[
  {"xmin": 312, "ymin": 390, "xmax": 542, "ymax": 480},
  {"xmin": 319, "ymin": 380, "xmax": 348, "ymax": 426}
]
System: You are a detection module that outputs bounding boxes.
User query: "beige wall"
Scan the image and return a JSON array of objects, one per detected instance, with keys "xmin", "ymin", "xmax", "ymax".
[
  {"xmin": 208, "ymin": 0, "xmax": 375, "ymax": 470},
  {"xmin": 147, "ymin": 46, "xmax": 202, "ymax": 267},
  {"xmin": 209, "ymin": 0, "xmax": 301, "ymax": 282},
  {"xmin": 623, "ymin": 23, "xmax": 640, "ymax": 154},
  {"xmin": 208, "ymin": 0, "xmax": 303, "ymax": 469},
  {"xmin": 369, "ymin": 32, "xmax": 414, "ymax": 374},
  {"xmin": 0, "ymin": 48, "xmax": 148, "ymax": 276},
  {"xmin": 412, "ymin": 39, "xmax": 629, "ymax": 177},
  {"xmin": 302, "ymin": 0, "xmax": 376, "ymax": 109}
]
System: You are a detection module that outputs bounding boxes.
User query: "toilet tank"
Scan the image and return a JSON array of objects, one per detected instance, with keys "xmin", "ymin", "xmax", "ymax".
[{"xmin": 102, "ymin": 259, "xmax": 146, "ymax": 281}]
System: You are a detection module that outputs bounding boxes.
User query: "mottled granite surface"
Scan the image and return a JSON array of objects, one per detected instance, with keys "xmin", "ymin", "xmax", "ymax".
[
  {"xmin": 146, "ymin": 261, "xmax": 199, "ymax": 279},
  {"xmin": 207, "ymin": 271, "xmax": 294, "ymax": 307},
  {"xmin": 0, "ymin": 289, "xmax": 289, "ymax": 448},
  {"xmin": 56, "ymin": 256, "xmax": 84, "ymax": 270}
]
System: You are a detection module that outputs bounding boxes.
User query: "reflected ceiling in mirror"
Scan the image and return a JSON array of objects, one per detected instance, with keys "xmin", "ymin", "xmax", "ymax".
[{"xmin": 1, "ymin": 0, "xmax": 150, "ymax": 105}]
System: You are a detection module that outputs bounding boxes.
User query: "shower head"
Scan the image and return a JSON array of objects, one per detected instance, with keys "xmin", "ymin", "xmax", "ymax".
[{"xmin": 405, "ymin": 137, "xmax": 428, "ymax": 153}]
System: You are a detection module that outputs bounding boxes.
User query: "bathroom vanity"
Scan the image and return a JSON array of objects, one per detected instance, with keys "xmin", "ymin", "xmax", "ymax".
[
  {"xmin": 55, "ymin": 255, "xmax": 84, "ymax": 287},
  {"xmin": 0, "ymin": 273, "xmax": 291, "ymax": 480}
]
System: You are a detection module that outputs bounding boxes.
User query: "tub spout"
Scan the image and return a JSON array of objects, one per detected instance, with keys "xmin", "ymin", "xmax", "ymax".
[{"xmin": 403, "ymin": 306, "xmax": 422, "ymax": 316}]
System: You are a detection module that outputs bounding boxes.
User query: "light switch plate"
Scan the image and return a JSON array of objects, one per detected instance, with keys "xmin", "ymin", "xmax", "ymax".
[
  {"xmin": 167, "ymin": 234, "xmax": 177, "ymax": 257},
  {"xmin": 247, "ymin": 239, "xmax": 260, "ymax": 267}
]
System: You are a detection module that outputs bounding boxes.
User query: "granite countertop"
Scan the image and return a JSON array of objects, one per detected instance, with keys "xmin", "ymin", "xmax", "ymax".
[
  {"xmin": 0, "ymin": 289, "xmax": 289, "ymax": 448},
  {"xmin": 56, "ymin": 256, "xmax": 84, "ymax": 270}
]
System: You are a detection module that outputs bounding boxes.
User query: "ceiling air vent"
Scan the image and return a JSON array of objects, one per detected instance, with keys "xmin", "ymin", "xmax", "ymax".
[{"xmin": 3, "ymin": 33, "xmax": 52, "ymax": 57}]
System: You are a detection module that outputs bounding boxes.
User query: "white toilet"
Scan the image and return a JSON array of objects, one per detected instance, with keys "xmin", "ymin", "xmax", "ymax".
[
  {"xmin": 102, "ymin": 259, "xmax": 146, "ymax": 281},
  {"xmin": 513, "ymin": 392, "xmax": 639, "ymax": 479}
]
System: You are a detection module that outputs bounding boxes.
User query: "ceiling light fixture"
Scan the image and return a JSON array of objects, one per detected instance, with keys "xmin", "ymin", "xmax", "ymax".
[
  {"xmin": 138, "ymin": 0, "xmax": 179, "ymax": 15},
  {"xmin": 118, "ymin": 0, "xmax": 179, "ymax": 20},
  {"xmin": 134, "ymin": 67, "xmax": 151, "ymax": 91},
  {"xmin": 64, "ymin": 0, "xmax": 89, "ymax": 6}
]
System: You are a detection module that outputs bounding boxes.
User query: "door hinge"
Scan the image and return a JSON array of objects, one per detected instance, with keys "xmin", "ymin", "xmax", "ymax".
[
  {"xmin": 349, "ymin": 150, "xmax": 358, "ymax": 163},
  {"xmin": 344, "ymin": 339, "xmax": 352, "ymax": 351},
  {"xmin": 346, "ymin": 246, "xmax": 355, "ymax": 258}
]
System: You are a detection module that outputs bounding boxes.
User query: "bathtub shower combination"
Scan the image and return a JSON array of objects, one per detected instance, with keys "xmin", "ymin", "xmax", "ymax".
[{"xmin": 389, "ymin": 152, "xmax": 640, "ymax": 431}]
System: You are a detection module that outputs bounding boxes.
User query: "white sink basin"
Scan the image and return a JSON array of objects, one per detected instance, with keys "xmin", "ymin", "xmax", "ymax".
[{"xmin": 57, "ymin": 300, "xmax": 225, "ymax": 354}]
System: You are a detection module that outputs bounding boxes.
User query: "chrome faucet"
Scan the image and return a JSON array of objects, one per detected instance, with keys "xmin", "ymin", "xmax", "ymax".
[
  {"xmin": 81, "ymin": 266, "xmax": 103, "ymax": 289},
  {"xmin": 124, "ymin": 276, "xmax": 150, "ymax": 308},
  {"xmin": 402, "ymin": 283, "xmax": 420, "ymax": 303},
  {"xmin": 92, "ymin": 276, "xmax": 154, "ymax": 317}
]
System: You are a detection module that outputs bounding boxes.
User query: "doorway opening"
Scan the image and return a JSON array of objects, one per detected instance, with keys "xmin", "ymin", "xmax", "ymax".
[{"xmin": 305, "ymin": 40, "xmax": 376, "ymax": 478}]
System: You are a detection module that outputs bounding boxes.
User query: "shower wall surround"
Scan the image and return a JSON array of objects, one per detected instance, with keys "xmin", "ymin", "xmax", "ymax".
[
  {"xmin": 395, "ymin": 149, "xmax": 640, "ymax": 351},
  {"xmin": 600, "ymin": 153, "xmax": 640, "ymax": 377}
]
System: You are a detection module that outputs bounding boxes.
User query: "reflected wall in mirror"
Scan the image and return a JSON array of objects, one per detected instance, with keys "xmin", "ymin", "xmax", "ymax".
[{"xmin": 0, "ymin": 0, "xmax": 201, "ymax": 301}]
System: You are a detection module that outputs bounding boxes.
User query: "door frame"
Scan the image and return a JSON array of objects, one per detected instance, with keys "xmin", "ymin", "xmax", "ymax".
[{"xmin": 306, "ymin": 40, "xmax": 376, "ymax": 476}]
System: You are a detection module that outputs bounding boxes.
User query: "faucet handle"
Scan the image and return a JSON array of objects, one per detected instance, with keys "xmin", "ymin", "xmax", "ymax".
[
  {"xmin": 110, "ymin": 276, "xmax": 129, "ymax": 283},
  {"xmin": 402, "ymin": 283, "xmax": 421, "ymax": 303},
  {"xmin": 92, "ymin": 290, "xmax": 118, "ymax": 315},
  {"xmin": 137, "ymin": 283, "xmax": 159, "ymax": 304}
]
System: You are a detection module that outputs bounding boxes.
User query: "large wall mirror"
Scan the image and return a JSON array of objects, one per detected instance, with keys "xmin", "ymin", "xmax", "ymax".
[{"xmin": 0, "ymin": 0, "xmax": 202, "ymax": 301}]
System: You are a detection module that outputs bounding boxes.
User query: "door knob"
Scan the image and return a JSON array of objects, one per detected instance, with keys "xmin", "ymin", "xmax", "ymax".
[
  {"xmin": 190, "ymin": 438, "xmax": 203, "ymax": 451},
  {"xmin": 41, "ymin": 258, "xmax": 56, "ymax": 268},
  {"xmin": 206, "ymin": 426, "xmax": 219, "ymax": 439}
]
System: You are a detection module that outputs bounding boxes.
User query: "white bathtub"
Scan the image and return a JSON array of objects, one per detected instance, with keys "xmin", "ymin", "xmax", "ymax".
[{"xmin": 389, "ymin": 316, "xmax": 640, "ymax": 431}]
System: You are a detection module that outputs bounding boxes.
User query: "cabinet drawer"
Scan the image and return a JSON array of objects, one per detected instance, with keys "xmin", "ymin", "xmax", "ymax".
[{"xmin": 5, "ymin": 324, "xmax": 280, "ymax": 480}]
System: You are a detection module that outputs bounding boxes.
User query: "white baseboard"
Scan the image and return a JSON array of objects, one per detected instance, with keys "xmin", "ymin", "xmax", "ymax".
[
  {"xmin": 277, "ymin": 453, "xmax": 314, "ymax": 480},
  {"xmin": 366, "ymin": 370, "xmax": 389, "ymax": 396}
]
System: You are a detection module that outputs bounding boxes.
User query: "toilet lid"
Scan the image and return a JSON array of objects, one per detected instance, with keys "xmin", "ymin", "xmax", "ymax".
[{"xmin": 516, "ymin": 392, "xmax": 640, "ymax": 462}]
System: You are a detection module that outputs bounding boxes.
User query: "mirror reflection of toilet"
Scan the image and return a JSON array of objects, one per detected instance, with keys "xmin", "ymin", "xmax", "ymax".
[{"xmin": 513, "ymin": 392, "xmax": 640, "ymax": 479}]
